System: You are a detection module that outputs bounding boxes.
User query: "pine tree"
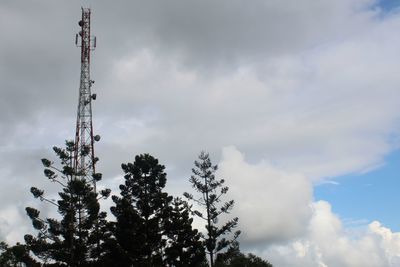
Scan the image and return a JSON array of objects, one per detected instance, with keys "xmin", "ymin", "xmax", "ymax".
[
  {"xmin": 215, "ymin": 243, "xmax": 273, "ymax": 267},
  {"xmin": 109, "ymin": 154, "xmax": 206, "ymax": 266},
  {"xmin": 0, "ymin": 241, "xmax": 39, "ymax": 266},
  {"xmin": 23, "ymin": 141, "xmax": 110, "ymax": 267},
  {"xmin": 164, "ymin": 197, "xmax": 206, "ymax": 267},
  {"xmin": 184, "ymin": 151, "xmax": 240, "ymax": 267}
]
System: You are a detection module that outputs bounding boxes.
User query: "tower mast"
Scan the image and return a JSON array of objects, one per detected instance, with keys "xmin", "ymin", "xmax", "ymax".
[{"xmin": 73, "ymin": 7, "xmax": 99, "ymax": 190}]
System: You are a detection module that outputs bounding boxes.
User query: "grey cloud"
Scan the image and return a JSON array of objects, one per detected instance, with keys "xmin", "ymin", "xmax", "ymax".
[
  {"xmin": 89, "ymin": 0, "xmax": 379, "ymax": 71},
  {"xmin": 0, "ymin": 0, "xmax": 382, "ymax": 132},
  {"xmin": 1, "ymin": 2, "xmax": 400, "ymax": 265}
]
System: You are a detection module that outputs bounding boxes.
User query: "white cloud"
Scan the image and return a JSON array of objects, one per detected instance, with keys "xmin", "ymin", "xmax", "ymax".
[
  {"xmin": 0, "ymin": 203, "xmax": 33, "ymax": 244},
  {"xmin": 369, "ymin": 221, "xmax": 400, "ymax": 266},
  {"xmin": 215, "ymin": 148, "xmax": 400, "ymax": 266},
  {"xmin": 218, "ymin": 146, "xmax": 313, "ymax": 243},
  {"xmin": 262, "ymin": 201, "xmax": 400, "ymax": 267}
]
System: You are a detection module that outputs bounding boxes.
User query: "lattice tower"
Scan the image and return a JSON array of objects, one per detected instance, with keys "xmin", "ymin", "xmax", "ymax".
[{"xmin": 73, "ymin": 7, "xmax": 99, "ymax": 191}]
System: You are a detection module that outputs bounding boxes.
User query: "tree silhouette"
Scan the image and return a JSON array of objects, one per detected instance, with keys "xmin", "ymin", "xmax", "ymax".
[
  {"xmin": 23, "ymin": 141, "xmax": 110, "ymax": 267},
  {"xmin": 184, "ymin": 151, "xmax": 240, "ymax": 267},
  {"xmin": 215, "ymin": 242, "xmax": 273, "ymax": 267},
  {"xmin": 164, "ymin": 197, "xmax": 206, "ymax": 266},
  {"xmin": 109, "ymin": 154, "xmax": 206, "ymax": 266},
  {"xmin": 0, "ymin": 241, "xmax": 38, "ymax": 266}
]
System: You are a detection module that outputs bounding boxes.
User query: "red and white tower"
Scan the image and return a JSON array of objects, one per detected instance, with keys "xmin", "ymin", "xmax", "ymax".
[{"xmin": 73, "ymin": 8, "xmax": 99, "ymax": 190}]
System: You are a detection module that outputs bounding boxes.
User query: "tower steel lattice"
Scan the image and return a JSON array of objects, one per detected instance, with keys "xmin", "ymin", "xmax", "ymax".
[{"xmin": 73, "ymin": 7, "xmax": 99, "ymax": 190}]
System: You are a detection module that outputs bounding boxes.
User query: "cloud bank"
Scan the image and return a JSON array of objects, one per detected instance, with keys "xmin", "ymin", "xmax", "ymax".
[
  {"xmin": 263, "ymin": 202, "xmax": 400, "ymax": 267},
  {"xmin": 1, "ymin": 1, "xmax": 400, "ymax": 266}
]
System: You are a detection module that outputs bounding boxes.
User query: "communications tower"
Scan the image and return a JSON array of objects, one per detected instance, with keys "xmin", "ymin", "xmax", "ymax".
[{"xmin": 73, "ymin": 7, "xmax": 99, "ymax": 190}]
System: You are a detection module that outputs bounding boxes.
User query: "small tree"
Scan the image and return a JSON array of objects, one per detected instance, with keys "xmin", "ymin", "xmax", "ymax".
[
  {"xmin": 215, "ymin": 243, "xmax": 273, "ymax": 267},
  {"xmin": 109, "ymin": 154, "xmax": 206, "ymax": 266},
  {"xmin": 24, "ymin": 141, "xmax": 110, "ymax": 266},
  {"xmin": 184, "ymin": 152, "xmax": 240, "ymax": 267}
]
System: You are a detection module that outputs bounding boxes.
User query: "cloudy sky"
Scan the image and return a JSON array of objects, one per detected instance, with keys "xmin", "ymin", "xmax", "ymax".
[{"xmin": 1, "ymin": 0, "xmax": 400, "ymax": 266}]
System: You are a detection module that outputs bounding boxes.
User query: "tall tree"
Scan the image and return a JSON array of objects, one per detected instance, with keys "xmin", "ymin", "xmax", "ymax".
[
  {"xmin": 23, "ymin": 141, "xmax": 110, "ymax": 267},
  {"xmin": 163, "ymin": 197, "xmax": 206, "ymax": 267},
  {"xmin": 184, "ymin": 152, "xmax": 240, "ymax": 267},
  {"xmin": 109, "ymin": 154, "xmax": 206, "ymax": 266}
]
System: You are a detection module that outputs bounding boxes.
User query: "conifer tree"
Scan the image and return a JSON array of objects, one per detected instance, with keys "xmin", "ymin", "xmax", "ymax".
[
  {"xmin": 109, "ymin": 154, "xmax": 206, "ymax": 266},
  {"xmin": 0, "ymin": 241, "xmax": 38, "ymax": 266},
  {"xmin": 215, "ymin": 242, "xmax": 273, "ymax": 267},
  {"xmin": 184, "ymin": 151, "xmax": 240, "ymax": 267},
  {"xmin": 164, "ymin": 197, "xmax": 206, "ymax": 267},
  {"xmin": 23, "ymin": 141, "xmax": 110, "ymax": 267}
]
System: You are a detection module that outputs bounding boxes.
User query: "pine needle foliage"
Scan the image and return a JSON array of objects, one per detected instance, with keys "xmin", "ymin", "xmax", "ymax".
[
  {"xmin": 215, "ymin": 242, "xmax": 273, "ymax": 267},
  {"xmin": 184, "ymin": 151, "xmax": 240, "ymax": 267},
  {"xmin": 23, "ymin": 141, "xmax": 110, "ymax": 267},
  {"xmin": 108, "ymin": 154, "xmax": 206, "ymax": 267}
]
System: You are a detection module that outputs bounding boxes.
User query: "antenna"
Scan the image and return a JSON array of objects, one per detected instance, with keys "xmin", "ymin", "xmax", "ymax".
[{"xmin": 73, "ymin": 7, "xmax": 99, "ymax": 191}]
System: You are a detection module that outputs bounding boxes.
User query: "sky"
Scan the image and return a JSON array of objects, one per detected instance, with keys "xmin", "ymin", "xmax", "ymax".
[{"xmin": 1, "ymin": 0, "xmax": 400, "ymax": 266}]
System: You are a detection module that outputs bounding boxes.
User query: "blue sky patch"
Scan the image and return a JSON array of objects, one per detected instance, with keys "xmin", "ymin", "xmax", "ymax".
[
  {"xmin": 315, "ymin": 149, "xmax": 400, "ymax": 231},
  {"xmin": 378, "ymin": 0, "xmax": 400, "ymax": 11}
]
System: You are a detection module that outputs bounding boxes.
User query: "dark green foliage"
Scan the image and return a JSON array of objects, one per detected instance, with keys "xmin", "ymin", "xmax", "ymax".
[
  {"xmin": 17, "ymin": 142, "xmax": 270, "ymax": 266},
  {"xmin": 30, "ymin": 187, "xmax": 44, "ymax": 199},
  {"xmin": 184, "ymin": 151, "xmax": 240, "ymax": 267},
  {"xmin": 109, "ymin": 154, "xmax": 168, "ymax": 266},
  {"xmin": 23, "ymin": 141, "xmax": 109, "ymax": 267},
  {"xmin": 109, "ymin": 154, "xmax": 206, "ymax": 266},
  {"xmin": 215, "ymin": 244, "xmax": 273, "ymax": 267},
  {"xmin": 0, "ymin": 241, "xmax": 40, "ymax": 266},
  {"xmin": 164, "ymin": 197, "xmax": 206, "ymax": 267}
]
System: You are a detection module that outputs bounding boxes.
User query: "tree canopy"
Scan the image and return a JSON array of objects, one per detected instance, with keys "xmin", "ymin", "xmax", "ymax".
[
  {"xmin": 0, "ymin": 150, "xmax": 273, "ymax": 267},
  {"xmin": 184, "ymin": 151, "xmax": 241, "ymax": 267},
  {"xmin": 108, "ymin": 154, "xmax": 206, "ymax": 266},
  {"xmin": 23, "ymin": 141, "xmax": 110, "ymax": 266}
]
